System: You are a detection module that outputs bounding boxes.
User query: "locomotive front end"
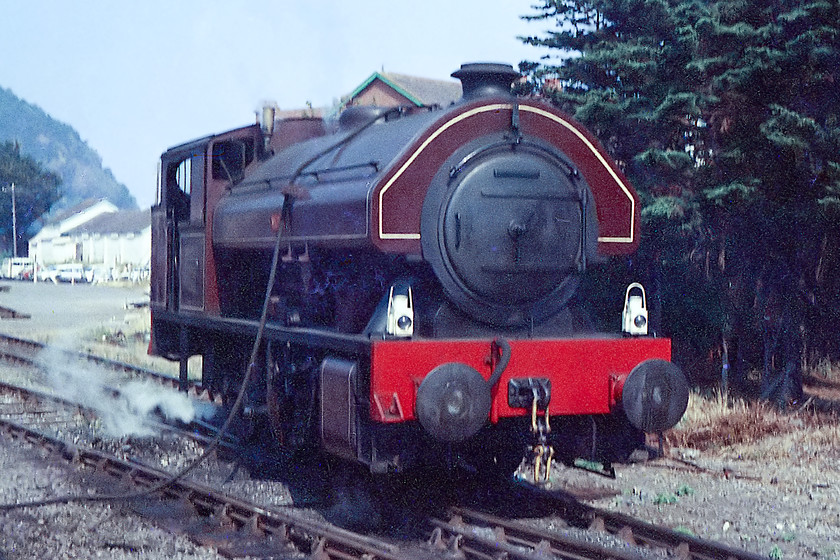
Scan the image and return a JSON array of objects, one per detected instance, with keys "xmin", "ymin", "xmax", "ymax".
[
  {"xmin": 152, "ymin": 61, "xmax": 688, "ymax": 480},
  {"xmin": 365, "ymin": 63, "xmax": 689, "ymax": 474}
]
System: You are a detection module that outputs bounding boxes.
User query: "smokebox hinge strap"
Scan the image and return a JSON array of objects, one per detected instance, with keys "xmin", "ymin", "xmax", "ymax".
[{"xmin": 510, "ymin": 102, "xmax": 522, "ymax": 144}]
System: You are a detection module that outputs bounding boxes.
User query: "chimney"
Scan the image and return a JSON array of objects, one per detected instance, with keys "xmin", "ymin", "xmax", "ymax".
[{"xmin": 451, "ymin": 63, "xmax": 521, "ymax": 100}]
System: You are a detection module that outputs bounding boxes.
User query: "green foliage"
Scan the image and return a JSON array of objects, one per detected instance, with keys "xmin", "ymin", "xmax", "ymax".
[
  {"xmin": 675, "ymin": 483, "xmax": 695, "ymax": 496},
  {"xmin": 636, "ymin": 149, "xmax": 694, "ymax": 171},
  {"xmin": 642, "ymin": 195, "xmax": 692, "ymax": 221},
  {"xmin": 0, "ymin": 141, "xmax": 61, "ymax": 255},
  {"xmin": 572, "ymin": 458, "xmax": 611, "ymax": 474},
  {"xmin": 760, "ymin": 105, "xmax": 821, "ymax": 153},
  {"xmin": 650, "ymin": 483, "xmax": 694, "ymax": 505},
  {"xmin": 704, "ymin": 180, "xmax": 758, "ymax": 206},
  {"xmin": 521, "ymin": 0, "xmax": 840, "ymax": 398},
  {"xmin": 653, "ymin": 492, "xmax": 679, "ymax": 504}
]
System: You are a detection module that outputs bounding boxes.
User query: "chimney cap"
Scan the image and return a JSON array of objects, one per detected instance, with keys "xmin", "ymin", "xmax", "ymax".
[{"xmin": 451, "ymin": 63, "xmax": 521, "ymax": 100}]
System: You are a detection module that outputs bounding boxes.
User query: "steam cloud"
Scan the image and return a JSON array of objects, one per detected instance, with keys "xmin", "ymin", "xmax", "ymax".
[{"xmin": 40, "ymin": 341, "xmax": 198, "ymax": 438}]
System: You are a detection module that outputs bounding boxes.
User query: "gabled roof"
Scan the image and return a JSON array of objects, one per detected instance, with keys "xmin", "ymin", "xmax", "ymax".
[
  {"xmin": 382, "ymin": 72, "xmax": 463, "ymax": 107},
  {"xmin": 66, "ymin": 208, "xmax": 150, "ymax": 236},
  {"xmin": 46, "ymin": 198, "xmax": 115, "ymax": 226},
  {"xmin": 343, "ymin": 71, "xmax": 462, "ymax": 109}
]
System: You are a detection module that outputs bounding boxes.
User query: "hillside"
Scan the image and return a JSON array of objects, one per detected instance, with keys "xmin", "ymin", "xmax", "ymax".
[{"xmin": 0, "ymin": 86, "xmax": 136, "ymax": 211}]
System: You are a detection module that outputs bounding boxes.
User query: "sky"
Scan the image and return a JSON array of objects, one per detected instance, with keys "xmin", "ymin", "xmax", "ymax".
[{"xmin": 0, "ymin": 1, "xmax": 555, "ymax": 209}]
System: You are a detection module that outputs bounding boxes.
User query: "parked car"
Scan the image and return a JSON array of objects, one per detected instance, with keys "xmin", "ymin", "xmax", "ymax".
[
  {"xmin": 38, "ymin": 266, "xmax": 60, "ymax": 284},
  {"xmin": 55, "ymin": 263, "xmax": 86, "ymax": 283},
  {"xmin": 85, "ymin": 266, "xmax": 112, "ymax": 284},
  {"xmin": 1, "ymin": 257, "xmax": 34, "ymax": 280}
]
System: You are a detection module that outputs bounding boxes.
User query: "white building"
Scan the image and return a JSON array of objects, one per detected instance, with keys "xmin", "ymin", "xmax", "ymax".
[
  {"xmin": 70, "ymin": 208, "xmax": 151, "ymax": 270},
  {"xmin": 28, "ymin": 199, "xmax": 118, "ymax": 264},
  {"xmin": 27, "ymin": 199, "xmax": 150, "ymax": 272}
]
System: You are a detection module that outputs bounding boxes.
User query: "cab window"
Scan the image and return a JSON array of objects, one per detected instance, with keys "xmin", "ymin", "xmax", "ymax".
[
  {"xmin": 212, "ymin": 139, "xmax": 254, "ymax": 182},
  {"xmin": 166, "ymin": 153, "xmax": 203, "ymax": 223}
]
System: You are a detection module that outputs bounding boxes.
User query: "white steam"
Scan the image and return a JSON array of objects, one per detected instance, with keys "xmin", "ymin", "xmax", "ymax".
[
  {"xmin": 121, "ymin": 379, "xmax": 196, "ymax": 424},
  {"xmin": 40, "ymin": 342, "xmax": 198, "ymax": 439}
]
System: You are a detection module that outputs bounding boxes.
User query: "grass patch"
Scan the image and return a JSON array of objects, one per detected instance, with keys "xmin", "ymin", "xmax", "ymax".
[{"xmin": 666, "ymin": 386, "xmax": 840, "ymax": 453}]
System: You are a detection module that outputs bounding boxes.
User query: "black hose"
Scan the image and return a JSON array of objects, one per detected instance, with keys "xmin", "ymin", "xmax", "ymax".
[{"xmin": 487, "ymin": 338, "xmax": 511, "ymax": 388}]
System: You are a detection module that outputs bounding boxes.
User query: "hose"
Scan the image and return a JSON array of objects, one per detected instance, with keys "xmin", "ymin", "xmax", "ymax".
[{"xmin": 487, "ymin": 337, "xmax": 511, "ymax": 389}]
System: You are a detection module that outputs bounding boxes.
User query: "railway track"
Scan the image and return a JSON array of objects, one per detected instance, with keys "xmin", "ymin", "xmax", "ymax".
[
  {"xmin": 437, "ymin": 502, "xmax": 766, "ymax": 560},
  {"xmin": 0, "ymin": 333, "xmax": 769, "ymax": 559},
  {"xmin": 0, "ymin": 377, "xmax": 655, "ymax": 559},
  {"xmin": 0, "ymin": 333, "xmax": 208, "ymax": 398},
  {"xmin": 0, "ymin": 332, "xmax": 234, "ymax": 447},
  {"xmin": 0, "ymin": 406, "xmax": 403, "ymax": 558},
  {"xmin": 0, "ymin": 370, "xmax": 412, "ymax": 558}
]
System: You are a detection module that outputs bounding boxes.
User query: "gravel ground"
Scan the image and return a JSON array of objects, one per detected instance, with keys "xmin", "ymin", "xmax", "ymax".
[
  {"xmin": 543, "ymin": 443, "xmax": 840, "ymax": 559},
  {"xmin": 0, "ymin": 431, "xmax": 230, "ymax": 560},
  {"xmin": 0, "ymin": 281, "xmax": 223, "ymax": 559},
  {"xmin": 0, "ymin": 281, "xmax": 375, "ymax": 558},
  {"xmin": 0, "ymin": 280, "xmax": 179, "ymax": 374},
  {"xmin": 1, "ymin": 281, "xmax": 839, "ymax": 559}
]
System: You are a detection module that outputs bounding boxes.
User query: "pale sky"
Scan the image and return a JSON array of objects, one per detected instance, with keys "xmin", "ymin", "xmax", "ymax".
[{"xmin": 0, "ymin": 1, "xmax": 554, "ymax": 208}]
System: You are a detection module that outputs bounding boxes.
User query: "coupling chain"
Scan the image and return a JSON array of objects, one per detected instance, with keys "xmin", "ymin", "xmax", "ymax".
[{"xmin": 530, "ymin": 390, "xmax": 554, "ymax": 484}]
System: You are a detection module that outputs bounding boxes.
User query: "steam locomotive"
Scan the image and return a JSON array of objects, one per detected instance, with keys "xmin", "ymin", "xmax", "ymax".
[{"xmin": 149, "ymin": 63, "xmax": 688, "ymax": 478}]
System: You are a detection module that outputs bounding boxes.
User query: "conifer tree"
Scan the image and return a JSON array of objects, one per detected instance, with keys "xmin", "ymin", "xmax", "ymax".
[
  {"xmin": 522, "ymin": 0, "xmax": 840, "ymax": 406},
  {"xmin": 693, "ymin": 0, "xmax": 840, "ymax": 405}
]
